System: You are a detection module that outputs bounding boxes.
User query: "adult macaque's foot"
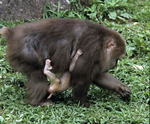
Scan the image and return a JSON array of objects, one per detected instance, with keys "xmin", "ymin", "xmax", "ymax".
[
  {"xmin": 39, "ymin": 99, "xmax": 55, "ymax": 107},
  {"xmin": 115, "ymin": 84, "xmax": 131, "ymax": 97},
  {"xmin": 43, "ymin": 59, "xmax": 52, "ymax": 75},
  {"xmin": 83, "ymin": 102, "xmax": 90, "ymax": 108}
]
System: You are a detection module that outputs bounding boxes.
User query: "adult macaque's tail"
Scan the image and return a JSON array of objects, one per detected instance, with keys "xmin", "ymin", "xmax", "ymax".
[{"xmin": 0, "ymin": 27, "xmax": 11, "ymax": 40}]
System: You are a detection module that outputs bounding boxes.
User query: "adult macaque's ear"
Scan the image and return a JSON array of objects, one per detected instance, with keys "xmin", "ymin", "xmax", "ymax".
[{"xmin": 107, "ymin": 39, "xmax": 116, "ymax": 49}]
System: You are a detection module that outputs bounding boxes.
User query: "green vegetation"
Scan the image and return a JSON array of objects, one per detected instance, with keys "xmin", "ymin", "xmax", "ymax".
[{"xmin": 0, "ymin": 0, "xmax": 149, "ymax": 123}]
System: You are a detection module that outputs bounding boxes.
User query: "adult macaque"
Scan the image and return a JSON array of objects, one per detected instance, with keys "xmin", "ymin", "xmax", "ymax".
[
  {"xmin": 44, "ymin": 49, "xmax": 82, "ymax": 99},
  {"xmin": 0, "ymin": 18, "xmax": 131, "ymax": 107}
]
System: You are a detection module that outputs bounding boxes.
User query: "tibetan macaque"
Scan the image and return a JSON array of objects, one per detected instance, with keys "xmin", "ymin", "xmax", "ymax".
[
  {"xmin": 44, "ymin": 49, "xmax": 82, "ymax": 99},
  {"xmin": 0, "ymin": 18, "xmax": 131, "ymax": 107}
]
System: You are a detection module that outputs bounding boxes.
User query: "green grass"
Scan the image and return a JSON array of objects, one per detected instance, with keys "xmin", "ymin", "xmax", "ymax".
[{"xmin": 0, "ymin": 0, "xmax": 149, "ymax": 123}]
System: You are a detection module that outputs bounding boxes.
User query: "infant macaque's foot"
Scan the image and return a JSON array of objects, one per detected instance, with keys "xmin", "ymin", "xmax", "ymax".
[
  {"xmin": 69, "ymin": 49, "xmax": 83, "ymax": 72},
  {"xmin": 44, "ymin": 59, "xmax": 52, "ymax": 75},
  {"xmin": 77, "ymin": 49, "xmax": 83, "ymax": 56},
  {"xmin": 74, "ymin": 49, "xmax": 83, "ymax": 62}
]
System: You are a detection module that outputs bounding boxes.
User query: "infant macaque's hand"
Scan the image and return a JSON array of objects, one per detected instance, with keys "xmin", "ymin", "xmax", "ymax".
[{"xmin": 47, "ymin": 93, "xmax": 53, "ymax": 99}]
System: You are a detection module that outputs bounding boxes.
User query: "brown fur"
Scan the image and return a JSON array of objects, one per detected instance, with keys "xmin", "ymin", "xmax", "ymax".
[{"xmin": 0, "ymin": 18, "xmax": 130, "ymax": 107}]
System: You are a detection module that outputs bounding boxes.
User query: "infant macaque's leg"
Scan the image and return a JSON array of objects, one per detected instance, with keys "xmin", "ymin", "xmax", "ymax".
[
  {"xmin": 43, "ymin": 59, "xmax": 60, "ymax": 87},
  {"xmin": 44, "ymin": 60, "xmax": 60, "ymax": 98},
  {"xmin": 44, "ymin": 49, "xmax": 82, "ymax": 99},
  {"xmin": 56, "ymin": 49, "xmax": 82, "ymax": 92},
  {"xmin": 69, "ymin": 49, "xmax": 82, "ymax": 72}
]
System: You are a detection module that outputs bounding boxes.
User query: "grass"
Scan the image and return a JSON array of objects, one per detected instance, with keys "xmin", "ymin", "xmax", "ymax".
[{"xmin": 0, "ymin": 0, "xmax": 149, "ymax": 123}]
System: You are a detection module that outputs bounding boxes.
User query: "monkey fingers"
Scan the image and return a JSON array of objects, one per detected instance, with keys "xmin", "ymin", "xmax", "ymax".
[
  {"xmin": 116, "ymin": 85, "xmax": 131, "ymax": 98},
  {"xmin": 47, "ymin": 93, "xmax": 53, "ymax": 99},
  {"xmin": 40, "ymin": 99, "xmax": 55, "ymax": 107},
  {"xmin": 93, "ymin": 73, "xmax": 131, "ymax": 98}
]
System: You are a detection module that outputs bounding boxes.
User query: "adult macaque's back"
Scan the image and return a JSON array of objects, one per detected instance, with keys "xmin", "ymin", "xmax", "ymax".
[{"xmin": 0, "ymin": 18, "xmax": 131, "ymax": 107}]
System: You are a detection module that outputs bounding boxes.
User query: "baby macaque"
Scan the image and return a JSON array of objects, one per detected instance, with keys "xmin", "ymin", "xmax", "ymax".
[{"xmin": 44, "ymin": 49, "xmax": 83, "ymax": 99}]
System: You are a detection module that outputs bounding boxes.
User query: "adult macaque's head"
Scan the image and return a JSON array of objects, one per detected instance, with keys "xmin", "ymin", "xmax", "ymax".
[{"xmin": 101, "ymin": 29, "xmax": 126, "ymax": 72}]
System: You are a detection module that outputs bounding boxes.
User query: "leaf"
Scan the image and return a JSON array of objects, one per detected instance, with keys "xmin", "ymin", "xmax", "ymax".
[
  {"xmin": 126, "ymin": 46, "xmax": 135, "ymax": 57},
  {"xmin": 0, "ymin": 116, "xmax": 4, "ymax": 122},
  {"xmin": 120, "ymin": 13, "xmax": 132, "ymax": 19},
  {"xmin": 98, "ymin": 4, "xmax": 107, "ymax": 13},
  {"xmin": 91, "ymin": 4, "xmax": 97, "ymax": 12},
  {"xmin": 16, "ymin": 119, "xmax": 23, "ymax": 122},
  {"xmin": 133, "ymin": 36, "xmax": 141, "ymax": 45},
  {"xmin": 108, "ymin": 11, "xmax": 117, "ymax": 20},
  {"xmin": 87, "ymin": 12, "xmax": 97, "ymax": 20},
  {"xmin": 105, "ymin": 0, "xmax": 116, "ymax": 6},
  {"xmin": 132, "ymin": 65, "xmax": 143, "ymax": 70},
  {"xmin": 147, "ymin": 21, "xmax": 150, "ymax": 29}
]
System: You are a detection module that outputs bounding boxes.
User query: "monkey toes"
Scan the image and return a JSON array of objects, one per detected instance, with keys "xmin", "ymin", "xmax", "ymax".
[
  {"xmin": 45, "ymin": 59, "xmax": 52, "ymax": 68},
  {"xmin": 39, "ymin": 99, "xmax": 55, "ymax": 107},
  {"xmin": 84, "ymin": 102, "xmax": 90, "ymax": 108},
  {"xmin": 115, "ymin": 84, "xmax": 131, "ymax": 98},
  {"xmin": 43, "ymin": 59, "xmax": 52, "ymax": 75},
  {"xmin": 77, "ymin": 49, "xmax": 83, "ymax": 55}
]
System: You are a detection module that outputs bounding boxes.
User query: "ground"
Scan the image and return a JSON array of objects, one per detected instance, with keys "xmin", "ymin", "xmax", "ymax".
[{"xmin": 0, "ymin": 0, "xmax": 149, "ymax": 123}]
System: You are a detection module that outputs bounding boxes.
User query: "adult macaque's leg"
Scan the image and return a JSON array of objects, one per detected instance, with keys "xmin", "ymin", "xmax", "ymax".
[
  {"xmin": 27, "ymin": 70, "xmax": 53, "ymax": 106},
  {"xmin": 72, "ymin": 79, "xmax": 90, "ymax": 108},
  {"xmin": 93, "ymin": 73, "xmax": 131, "ymax": 97}
]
